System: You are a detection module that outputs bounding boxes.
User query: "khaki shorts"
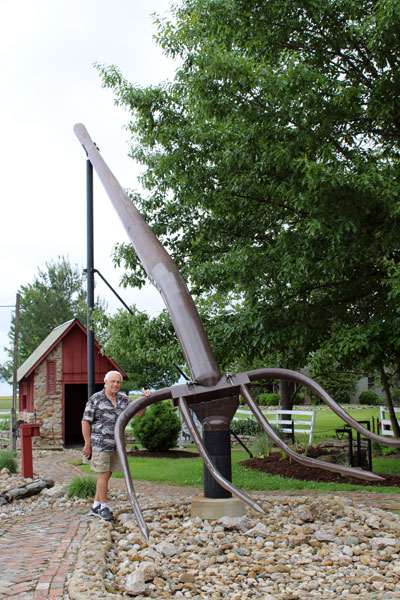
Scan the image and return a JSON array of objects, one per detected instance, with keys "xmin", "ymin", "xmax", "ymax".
[{"xmin": 90, "ymin": 450, "xmax": 123, "ymax": 473}]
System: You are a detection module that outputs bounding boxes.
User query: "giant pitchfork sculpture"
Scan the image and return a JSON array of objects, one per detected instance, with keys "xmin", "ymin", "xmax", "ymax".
[{"xmin": 74, "ymin": 124, "xmax": 400, "ymax": 539}]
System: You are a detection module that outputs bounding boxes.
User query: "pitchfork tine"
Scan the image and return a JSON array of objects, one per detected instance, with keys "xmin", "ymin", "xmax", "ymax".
[
  {"xmin": 115, "ymin": 389, "xmax": 173, "ymax": 538},
  {"xmin": 246, "ymin": 368, "xmax": 400, "ymax": 449},
  {"xmin": 240, "ymin": 383, "xmax": 384, "ymax": 482}
]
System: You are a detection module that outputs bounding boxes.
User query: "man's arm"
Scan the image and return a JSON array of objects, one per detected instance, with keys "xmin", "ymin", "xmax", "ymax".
[
  {"xmin": 81, "ymin": 419, "xmax": 92, "ymax": 458},
  {"xmin": 136, "ymin": 389, "xmax": 152, "ymax": 417}
]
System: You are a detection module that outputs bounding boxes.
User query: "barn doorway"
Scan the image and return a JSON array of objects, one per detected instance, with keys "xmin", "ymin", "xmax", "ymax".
[{"xmin": 63, "ymin": 383, "xmax": 102, "ymax": 447}]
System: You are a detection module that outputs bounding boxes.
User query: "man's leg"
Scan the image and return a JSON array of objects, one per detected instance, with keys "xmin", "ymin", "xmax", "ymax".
[{"xmin": 95, "ymin": 470, "xmax": 112, "ymax": 504}]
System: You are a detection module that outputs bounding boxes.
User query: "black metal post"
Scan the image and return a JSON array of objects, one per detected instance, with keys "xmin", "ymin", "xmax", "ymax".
[
  {"xmin": 348, "ymin": 429, "xmax": 353, "ymax": 466},
  {"xmin": 203, "ymin": 429, "xmax": 232, "ymax": 498},
  {"xmin": 87, "ymin": 158, "xmax": 95, "ymax": 398},
  {"xmin": 191, "ymin": 395, "xmax": 239, "ymax": 499}
]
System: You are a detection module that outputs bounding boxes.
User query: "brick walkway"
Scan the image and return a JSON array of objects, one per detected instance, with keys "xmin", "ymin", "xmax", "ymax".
[
  {"xmin": 0, "ymin": 451, "xmax": 88, "ymax": 599},
  {"xmin": 0, "ymin": 450, "xmax": 200, "ymax": 600},
  {"xmin": 1, "ymin": 450, "xmax": 400, "ymax": 599},
  {"xmin": 0, "ymin": 506, "xmax": 88, "ymax": 599}
]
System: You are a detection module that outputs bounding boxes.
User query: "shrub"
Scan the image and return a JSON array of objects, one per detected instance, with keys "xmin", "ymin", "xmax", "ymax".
[
  {"xmin": 231, "ymin": 418, "xmax": 262, "ymax": 436},
  {"xmin": 391, "ymin": 389, "xmax": 400, "ymax": 406},
  {"xmin": 258, "ymin": 393, "xmax": 280, "ymax": 406},
  {"xmin": 0, "ymin": 416, "xmax": 10, "ymax": 431},
  {"xmin": 0, "ymin": 450, "xmax": 17, "ymax": 473},
  {"xmin": 131, "ymin": 401, "xmax": 181, "ymax": 452},
  {"xmin": 67, "ymin": 476, "xmax": 97, "ymax": 498},
  {"xmin": 372, "ymin": 441, "xmax": 399, "ymax": 457},
  {"xmin": 358, "ymin": 391, "xmax": 380, "ymax": 405},
  {"xmin": 310, "ymin": 396, "xmax": 324, "ymax": 405}
]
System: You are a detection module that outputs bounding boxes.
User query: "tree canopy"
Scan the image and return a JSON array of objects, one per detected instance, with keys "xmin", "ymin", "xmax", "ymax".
[
  {"xmin": 96, "ymin": 0, "xmax": 400, "ymax": 404},
  {"xmin": 92, "ymin": 307, "xmax": 183, "ymax": 390},
  {"xmin": 0, "ymin": 256, "xmax": 105, "ymax": 381}
]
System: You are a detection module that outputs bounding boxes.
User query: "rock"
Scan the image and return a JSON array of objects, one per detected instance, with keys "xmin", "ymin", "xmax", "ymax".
[
  {"xmin": 138, "ymin": 561, "xmax": 161, "ymax": 582},
  {"xmin": 41, "ymin": 483, "xmax": 65, "ymax": 498},
  {"xmin": 125, "ymin": 569, "xmax": 146, "ymax": 596},
  {"xmin": 218, "ymin": 515, "xmax": 250, "ymax": 531},
  {"xmin": 154, "ymin": 541, "xmax": 182, "ymax": 557}
]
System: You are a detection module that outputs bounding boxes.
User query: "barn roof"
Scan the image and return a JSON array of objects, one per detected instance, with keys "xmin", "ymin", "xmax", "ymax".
[{"xmin": 17, "ymin": 319, "xmax": 126, "ymax": 382}]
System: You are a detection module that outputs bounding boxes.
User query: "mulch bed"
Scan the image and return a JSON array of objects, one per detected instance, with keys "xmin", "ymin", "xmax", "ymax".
[{"xmin": 239, "ymin": 447, "xmax": 400, "ymax": 487}]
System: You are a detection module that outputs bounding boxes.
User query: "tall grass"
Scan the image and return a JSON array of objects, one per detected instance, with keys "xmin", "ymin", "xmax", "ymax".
[
  {"xmin": 0, "ymin": 416, "xmax": 10, "ymax": 431},
  {"xmin": 0, "ymin": 450, "xmax": 17, "ymax": 473},
  {"xmin": 67, "ymin": 476, "xmax": 97, "ymax": 498}
]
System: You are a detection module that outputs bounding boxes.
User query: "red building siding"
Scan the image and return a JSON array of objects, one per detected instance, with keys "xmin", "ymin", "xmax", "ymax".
[
  {"xmin": 19, "ymin": 379, "xmax": 34, "ymax": 412},
  {"xmin": 62, "ymin": 324, "xmax": 122, "ymax": 383}
]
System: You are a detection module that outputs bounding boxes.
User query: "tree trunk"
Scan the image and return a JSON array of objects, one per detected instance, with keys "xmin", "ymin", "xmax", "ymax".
[
  {"xmin": 0, "ymin": 478, "xmax": 54, "ymax": 505},
  {"xmin": 380, "ymin": 367, "xmax": 400, "ymax": 439},
  {"xmin": 280, "ymin": 379, "xmax": 295, "ymax": 411}
]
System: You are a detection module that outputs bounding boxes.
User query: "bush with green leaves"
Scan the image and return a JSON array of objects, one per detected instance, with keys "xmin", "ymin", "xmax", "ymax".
[
  {"xmin": 358, "ymin": 391, "xmax": 380, "ymax": 405},
  {"xmin": 372, "ymin": 441, "xmax": 399, "ymax": 457},
  {"xmin": 310, "ymin": 396, "xmax": 324, "ymax": 406},
  {"xmin": 258, "ymin": 393, "xmax": 280, "ymax": 406},
  {"xmin": 0, "ymin": 416, "xmax": 10, "ymax": 431},
  {"xmin": 67, "ymin": 476, "xmax": 97, "ymax": 499},
  {"xmin": 391, "ymin": 389, "xmax": 400, "ymax": 406},
  {"xmin": 131, "ymin": 401, "xmax": 181, "ymax": 452},
  {"xmin": 231, "ymin": 418, "xmax": 262, "ymax": 436},
  {"xmin": 0, "ymin": 450, "xmax": 17, "ymax": 473}
]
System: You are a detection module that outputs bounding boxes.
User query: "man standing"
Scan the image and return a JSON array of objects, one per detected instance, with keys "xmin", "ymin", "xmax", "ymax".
[{"xmin": 81, "ymin": 370, "xmax": 150, "ymax": 521}]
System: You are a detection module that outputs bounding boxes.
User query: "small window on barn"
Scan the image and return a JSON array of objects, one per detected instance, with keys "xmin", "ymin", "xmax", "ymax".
[
  {"xmin": 367, "ymin": 376, "xmax": 375, "ymax": 390},
  {"xmin": 46, "ymin": 360, "xmax": 57, "ymax": 395},
  {"xmin": 20, "ymin": 382, "xmax": 27, "ymax": 410}
]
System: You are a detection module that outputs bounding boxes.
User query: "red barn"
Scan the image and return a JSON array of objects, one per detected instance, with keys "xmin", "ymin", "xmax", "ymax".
[{"xmin": 17, "ymin": 319, "xmax": 128, "ymax": 447}]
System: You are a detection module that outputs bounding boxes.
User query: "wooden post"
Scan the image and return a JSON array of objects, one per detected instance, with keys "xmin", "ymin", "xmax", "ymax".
[{"xmin": 10, "ymin": 293, "xmax": 20, "ymax": 452}]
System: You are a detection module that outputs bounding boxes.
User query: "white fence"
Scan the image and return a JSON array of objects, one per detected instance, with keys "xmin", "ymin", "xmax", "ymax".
[
  {"xmin": 379, "ymin": 406, "xmax": 400, "ymax": 437},
  {"xmin": 234, "ymin": 408, "xmax": 316, "ymax": 445}
]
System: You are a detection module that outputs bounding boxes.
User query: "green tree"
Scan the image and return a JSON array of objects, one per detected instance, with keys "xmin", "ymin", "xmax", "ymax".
[
  {"xmin": 97, "ymin": 1, "xmax": 400, "ymax": 424},
  {"xmin": 92, "ymin": 307, "xmax": 183, "ymax": 390},
  {"xmin": 307, "ymin": 365, "xmax": 359, "ymax": 404},
  {"xmin": 0, "ymin": 256, "xmax": 105, "ymax": 380}
]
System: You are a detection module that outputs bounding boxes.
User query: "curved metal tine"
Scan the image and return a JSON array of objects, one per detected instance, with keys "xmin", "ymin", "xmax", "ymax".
[
  {"xmin": 240, "ymin": 383, "xmax": 384, "ymax": 482},
  {"xmin": 247, "ymin": 368, "xmax": 400, "ymax": 449},
  {"xmin": 115, "ymin": 389, "xmax": 173, "ymax": 539},
  {"xmin": 178, "ymin": 397, "xmax": 264, "ymax": 514}
]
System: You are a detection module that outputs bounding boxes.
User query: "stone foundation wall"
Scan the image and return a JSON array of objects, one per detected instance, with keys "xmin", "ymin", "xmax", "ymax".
[{"xmin": 31, "ymin": 345, "xmax": 63, "ymax": 447}]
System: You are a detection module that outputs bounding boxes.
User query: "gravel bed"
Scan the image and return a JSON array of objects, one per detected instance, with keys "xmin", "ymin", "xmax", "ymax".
[{"xmin": 2, "ymin": 464, "xmax": 400, "ymax": 599}]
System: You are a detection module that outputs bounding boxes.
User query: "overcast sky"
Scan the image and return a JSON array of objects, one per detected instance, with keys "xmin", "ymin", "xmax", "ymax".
[{"xmin": 0, "ymin": 0, "xmax": 178, "ymax": 394}]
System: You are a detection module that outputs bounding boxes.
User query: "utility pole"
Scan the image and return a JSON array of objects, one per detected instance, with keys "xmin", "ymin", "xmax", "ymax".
[{"xmin": 10, "ymin": 293, "xmax": 20, "ymax": 451}]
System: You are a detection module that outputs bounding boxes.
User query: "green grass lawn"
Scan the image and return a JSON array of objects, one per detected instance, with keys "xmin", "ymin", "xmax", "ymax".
[
  {"xmin": 235, "ymin": 405, "xmax": 382, "ymax": 445},
  {"xmin": 0, "ymin": 397, "xmax": 12, "ymax": 410},
  {"xmin": 312, "ymin": 406, "xmax": 380, "ymax": 442},
  {"xmin": 77, "ymin": 447, "xmax": 400, "ymax": 495},
  {"xmin": 76, "ymin": 404, "xmax": 400, "ymax": 495}
]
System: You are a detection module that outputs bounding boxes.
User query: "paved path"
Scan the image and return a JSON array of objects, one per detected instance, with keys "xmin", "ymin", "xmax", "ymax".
[
  {"xmin": 0, "ymin": 451, "xmax": 200, "ymax": 600},
  {"xmin": 1, "ymin": 450, "xmax": 400, "ymax": 599},
  {"xmin": 0, "ymin": 506, "xmax": 88, "ymax": 599},
  {"xmin": 0, "ymin": 452, "xmax": 89, "ymax": 600}
]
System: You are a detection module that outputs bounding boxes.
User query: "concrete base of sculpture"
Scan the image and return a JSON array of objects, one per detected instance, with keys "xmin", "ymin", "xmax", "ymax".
[{"xmin": 191, "ymin": 495, "xmax": 246, "ymax": 520}]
